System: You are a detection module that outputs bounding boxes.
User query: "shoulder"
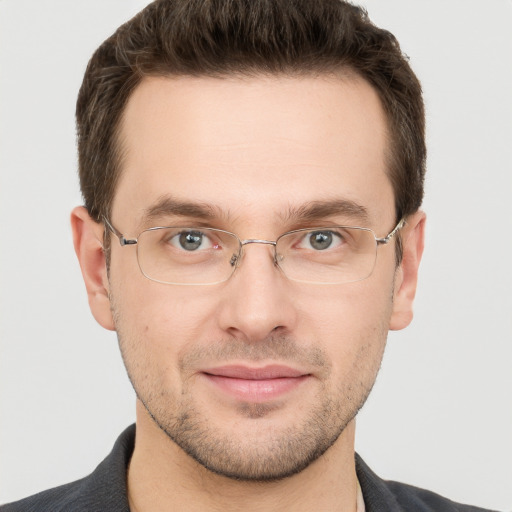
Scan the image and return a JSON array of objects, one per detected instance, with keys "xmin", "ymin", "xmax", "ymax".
[
  {"xmin": 0, "ymin": 478, "xmax": 91, "ymax": 512},
  {"xmin": 1, "ymin": 425, "xmax": 135, "ymax": 512},
  {"xmin": 385, "ymin": 479, "xmax": 498, "ymax": 512},
  {"xmin": 355, "ymin": 454, "xmax": 499, "ymax": 512}
]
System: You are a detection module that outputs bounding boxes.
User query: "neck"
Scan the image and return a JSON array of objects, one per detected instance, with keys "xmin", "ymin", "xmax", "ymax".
[{"xmin": 127, "ymin": 402, "xmax": 359, "ymax": 512}]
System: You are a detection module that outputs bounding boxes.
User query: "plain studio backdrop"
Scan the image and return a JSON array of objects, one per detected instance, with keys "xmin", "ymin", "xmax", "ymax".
[{"xmin": 0, "ymin": 1, "xmax": 511, "ymax": 509}]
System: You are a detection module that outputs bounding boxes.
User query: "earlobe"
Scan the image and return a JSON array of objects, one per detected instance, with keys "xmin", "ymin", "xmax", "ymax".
[
  {"xmin": 71, "ymin": 206, "xmax": 115, "ymax": 331},
  {"xmin": 389, "ymin": 211, "xmax": 426, "ymax": 331}
]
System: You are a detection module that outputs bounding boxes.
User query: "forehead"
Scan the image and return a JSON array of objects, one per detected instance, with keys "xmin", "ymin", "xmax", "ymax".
[{"xmin": 114, "ymin": 74, "xmax": 394, "ymax": 231}]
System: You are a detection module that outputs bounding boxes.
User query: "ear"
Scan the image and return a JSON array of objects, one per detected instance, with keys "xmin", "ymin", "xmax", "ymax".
[
  {"xmin": 71, "ymin": 206, "xmax": 115, "ymax": 331},
  {"xmin": 389, "ymin": 211, "xmax": 426, "ymax": 331}
]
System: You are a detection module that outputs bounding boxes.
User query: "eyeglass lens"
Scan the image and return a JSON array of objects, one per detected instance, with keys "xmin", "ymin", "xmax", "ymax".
[{"xmin": 135, "ymin": 226, "xmax": 379, "ymax": 285}]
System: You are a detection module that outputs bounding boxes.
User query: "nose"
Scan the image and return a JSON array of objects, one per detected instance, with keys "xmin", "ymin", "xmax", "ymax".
[{"xmin": 217, "ymin": 242, "xmax": 298, "ymax": 342}]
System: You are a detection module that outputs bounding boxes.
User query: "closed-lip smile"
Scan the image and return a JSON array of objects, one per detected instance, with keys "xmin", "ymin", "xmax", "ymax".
[{"xmin": 201, "ymin": 364, "xmax": 311, "ymax": 402}]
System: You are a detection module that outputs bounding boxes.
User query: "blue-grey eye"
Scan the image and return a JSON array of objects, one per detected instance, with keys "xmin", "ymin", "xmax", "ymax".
[
  {"xmin": 308, "ymin": 231, "xmax": 334, "ymax": 251},
  {"xmin": 178, "ymin": 231, "xmax": 205, "ymax": 251}
]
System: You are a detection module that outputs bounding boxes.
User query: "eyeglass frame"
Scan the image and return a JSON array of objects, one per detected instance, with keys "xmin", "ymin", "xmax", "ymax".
[{"xmin": 102, "ymin": 216, "xmax": 405, "ymax": 285}]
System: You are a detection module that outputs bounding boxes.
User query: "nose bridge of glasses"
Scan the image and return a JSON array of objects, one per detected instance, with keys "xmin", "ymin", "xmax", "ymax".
[
  {"xmin": 232, "ymin": 239, "xmax": 278, "ymax": 267},
  {"xmin": 240, "ymin": 239, "xmax": 277, "ymax": 247}
]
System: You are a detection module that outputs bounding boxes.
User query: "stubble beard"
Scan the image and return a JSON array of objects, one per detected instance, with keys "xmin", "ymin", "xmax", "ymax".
[{"xmin": 116, "ymin": 325, "xmax": 387, "ymax": 482}]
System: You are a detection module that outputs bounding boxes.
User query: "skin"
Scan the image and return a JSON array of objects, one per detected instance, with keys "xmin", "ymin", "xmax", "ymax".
[{"xmin": 72, "ymin": 73, "xmax": 425, "ymax": 511}]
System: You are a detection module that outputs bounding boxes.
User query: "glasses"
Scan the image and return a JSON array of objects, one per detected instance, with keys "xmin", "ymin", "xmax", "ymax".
[{"xmin": 104, "ymin": 218, "xmax": 404, "ymax": 286}]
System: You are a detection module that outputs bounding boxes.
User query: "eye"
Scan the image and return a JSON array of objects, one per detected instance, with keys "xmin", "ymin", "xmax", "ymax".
[
  {"xmin": 169, "ymin": 230, "xmax": 214, "ymax": 251},
  {"xmin": 299, "ymin": 230, "xmax": 344, "ymax": 251}
]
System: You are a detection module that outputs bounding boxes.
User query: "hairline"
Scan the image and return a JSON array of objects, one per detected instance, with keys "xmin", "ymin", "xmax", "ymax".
[{"xmin": 108, "ymin": 67, "xmax": 396, "ymax": 220}]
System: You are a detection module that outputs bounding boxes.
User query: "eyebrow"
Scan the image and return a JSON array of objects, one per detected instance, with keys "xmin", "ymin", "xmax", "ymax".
[
  {"xmin": 140, "ymin": 195, "xmax": 369, "ymax": 227},
  {"xmin": 141, "ymin": 195, "xmax": 224, "ymax": 224},
  {"xmin": 281, "ymin": 199, "xmax": 370, "ymax": 225}
]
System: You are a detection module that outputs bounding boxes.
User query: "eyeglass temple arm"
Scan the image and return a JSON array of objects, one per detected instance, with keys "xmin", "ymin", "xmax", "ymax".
[
  {"xmin": 375, "ymin": 218, "xmax": 405, "ymax": 245},
  {"xmin": 102, "ymin": 217, "xmax": 138, "ymax": 246}
]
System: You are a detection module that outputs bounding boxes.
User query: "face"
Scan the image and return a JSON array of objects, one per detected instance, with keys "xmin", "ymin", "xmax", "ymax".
[{"xmin": 77, "ymin": 74, "xmax": 422, "ymax": 481}]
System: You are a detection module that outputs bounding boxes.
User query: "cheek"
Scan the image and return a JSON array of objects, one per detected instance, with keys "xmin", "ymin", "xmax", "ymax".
[
  {"xmin": 109, "ymin": 276, "xmax": 222, "ymax": 365},
  {"xmin": 291, "ymin": 278, "xmax": 393, "ymax": 372},
  {"xmin": 110, "ymin": 285, "xmax": 190, "ymax": 399}
]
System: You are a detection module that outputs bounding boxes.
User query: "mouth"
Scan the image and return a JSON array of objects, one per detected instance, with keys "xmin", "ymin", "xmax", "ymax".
[{"xmin": 200, "ymin": 365, "xmax": 311, "ymax": 402}]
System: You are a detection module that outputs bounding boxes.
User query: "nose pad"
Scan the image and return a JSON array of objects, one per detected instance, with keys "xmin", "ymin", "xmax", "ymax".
[{"xmin": 229, "ymin": 253, "xmax": 239, "ymax": 267}]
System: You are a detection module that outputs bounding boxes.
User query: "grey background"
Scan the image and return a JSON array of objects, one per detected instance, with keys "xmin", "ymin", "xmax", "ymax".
[{"xmin": 1, "ymin": 1, "xmax": 511, "ymax": 509}]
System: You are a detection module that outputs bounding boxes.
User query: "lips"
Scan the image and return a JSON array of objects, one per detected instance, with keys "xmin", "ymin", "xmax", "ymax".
[{"xmin": 201, "ymin": 365, "xmax": 310, "ymax": 402}]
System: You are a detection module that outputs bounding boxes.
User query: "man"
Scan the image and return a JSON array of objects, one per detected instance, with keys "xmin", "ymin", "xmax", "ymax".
[{"xmin": 0, "ymin": 1, "xmax": 502, "ymax": 511}]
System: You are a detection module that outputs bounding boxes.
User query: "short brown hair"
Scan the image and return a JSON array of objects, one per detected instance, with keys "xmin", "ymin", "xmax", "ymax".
[{"xmin": 77, "ymin": 0, "xmax": 425, "ymax": 230}]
